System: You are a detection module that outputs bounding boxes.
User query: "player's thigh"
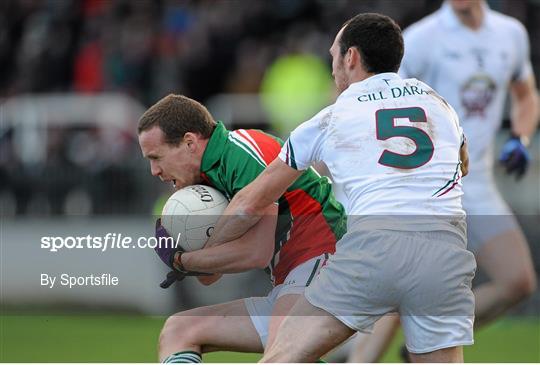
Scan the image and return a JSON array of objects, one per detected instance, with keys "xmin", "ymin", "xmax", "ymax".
[
  {"xmin": 265, "ymin": 254, "xmax": 329, "ymax": 348},
  {"xmin": 476, "ymin": 228, "xmax": 536, "ymax": 289},
  {"xmin": 266, "ymin": 293, "xmax": 300, "ymax": 350},
  {"xmin": 263, "ymin": 296, "xmax": 355, "ymax": 362},
  {"xmin": 347, "ymin": 315, "xmax": 401, "ymax": 363},
  {"xmin": 409, "ymin": 346, "xmax": 463, "ymax": 363},
  {"xmin": 163, "ymin": 299, "xmax": 264, "ymax": 354},
  {"xmin": 463, "ymin": 178, "xmax": 516, "ymax": 253},
  {"xmin": 399, "ymin": 232, "xmax": 475, "ymax": 354}
]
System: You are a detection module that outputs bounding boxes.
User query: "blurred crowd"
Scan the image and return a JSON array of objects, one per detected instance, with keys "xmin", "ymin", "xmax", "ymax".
[
  {"xmin": 1, "ymin": 0, "xmax": 539, "ymax": 215},
  {"xmin": 0, "ymin": 0, "xmax": 438, "ymax": 102}
]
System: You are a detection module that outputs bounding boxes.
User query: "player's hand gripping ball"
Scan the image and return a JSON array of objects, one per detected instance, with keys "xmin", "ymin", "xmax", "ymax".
[
  {"xmin": 161, "ymin": 185, "xmax": 228, "ymax": 251},
  {"xmin": 154, "ymin": 185, "xmax": 229, "ymax": 288},
  {"xmin": 154, "ymin": 219, "xmax": 216, "ymax": 288}
]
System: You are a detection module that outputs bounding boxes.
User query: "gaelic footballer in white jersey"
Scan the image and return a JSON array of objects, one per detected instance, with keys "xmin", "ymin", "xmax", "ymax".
[
  {"xmin": 280, "ymin": 73, "xmax": 466, "ymax": 236},
  {"xmin": 278, "ymin": 72, "xmax": 476, "ymax": 353},
  {"xmin": 400, "ymin": 1, "xmax": 532, "ymax": 172},
  {"xmin": 399, "ymin": 1, "xmax": 533, "ymax": 248}
]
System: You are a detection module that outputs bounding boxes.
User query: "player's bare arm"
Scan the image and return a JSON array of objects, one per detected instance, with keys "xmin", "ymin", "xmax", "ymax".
[
  {"xmin": 460, "ymin": 139, "xmax": 469, "ymax": 177},
  {"xmin": 510, "ymin": 74, "xmax": 540, "ymax": 140},
  {"xmin": 206, "ymin": 158, "xmax": 303, "ymax": 246},
  {"xmin": 195, "ymin": 273, "xmax": 222, "ymax": 286},
  {"xmin": 180, "ymin": 203, "xmax": 277, "ymax": 274}
]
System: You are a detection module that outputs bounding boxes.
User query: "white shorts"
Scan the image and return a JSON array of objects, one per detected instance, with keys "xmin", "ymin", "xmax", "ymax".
[
  {"xmin": 305, "ymin": 229, "xmax": 476, "ymax": 354},
  {"xmin": 244, "ymin": 253, "xmax": 329, "ymax": 347},
  {"xmin": 462, "ymin": 172, "xmax": 520, "ymax": 252}
]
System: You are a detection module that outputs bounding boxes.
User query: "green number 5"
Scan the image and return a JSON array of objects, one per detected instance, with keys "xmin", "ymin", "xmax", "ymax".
[{"xmin": 376, "ymin": 107, "xmax": 434, "ymax": 169}]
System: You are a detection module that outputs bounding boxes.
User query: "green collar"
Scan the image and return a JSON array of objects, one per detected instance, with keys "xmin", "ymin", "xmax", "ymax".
[{"xmin": 201, "ymin": 121, "xmax": 229, "ymax": 173}]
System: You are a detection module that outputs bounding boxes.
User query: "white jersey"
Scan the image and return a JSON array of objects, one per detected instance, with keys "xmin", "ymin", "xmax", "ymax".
[
  {"xmin": 399, "ymin": 1, "xmax": 533, "ymax": 174},
  {"xmin": 279, "ymin": 73, "xmax": 465, "ymax": 235}
]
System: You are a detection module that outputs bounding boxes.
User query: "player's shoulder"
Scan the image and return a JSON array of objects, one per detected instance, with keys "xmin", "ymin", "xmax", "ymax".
[
  {"xmin": 396, "ymin": 77, "xmax": 436, "ymax": 95},
  {"xmin": 487, "ymin": 9, "xmax": 527, "ymax": 35},
  {"xmin": 224, "ymin": 130, "xmax": 263, "ymax": 161},
  {"xmin": 486, "ymin": 10, "xmax": 530, "ymax": 53},
  {"xmin": 309, "ymin": 104, "xmax": 335, "ymax": 122},
  {"xmin": 227, "ymin": 128, "xmax": 281, "ymax": 166},
  {"xmin": 410, "ymin": 78, "xmax": 435, "ymax": 92},
  {"xmin": 229, "ymin": 128, "xmax": 277, "ymax": 146},
  {"xmin": 403, "ymin": 78, "xmax": 459, "ymax": 117},
  {"xmin": 295, "ymin": 104, "xmax": 335, "ymax": 134}
]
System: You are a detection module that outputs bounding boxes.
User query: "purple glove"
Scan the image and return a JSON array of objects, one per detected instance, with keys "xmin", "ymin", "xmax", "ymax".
[
  {"xmin": 499, "ymin": 136, "xmax": 530, "ymax": 179},
  {"xmin": 154, "ymin": 218, "xmax": 181, "ymax": 270},
  {"xmin": 153, "ymin": 219, "xmax": 212, "ymax": 289}
]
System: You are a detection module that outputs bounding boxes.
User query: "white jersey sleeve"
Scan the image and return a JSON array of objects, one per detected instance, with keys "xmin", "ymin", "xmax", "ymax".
[{"xmin": 278, "ymin": 106, "xmax": 332, "ymax": 170}]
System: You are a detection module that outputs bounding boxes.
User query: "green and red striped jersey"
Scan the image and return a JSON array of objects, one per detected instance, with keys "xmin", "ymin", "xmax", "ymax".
[{"xmin": 200, "ymin": 122, "xmax": 346, "ymax": 285}]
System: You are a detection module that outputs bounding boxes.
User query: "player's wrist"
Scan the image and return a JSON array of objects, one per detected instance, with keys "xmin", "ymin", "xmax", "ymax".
[
  {"xmin": 510, "ymin": 132, "xmax": 530, "ymax": 147},
  {"xmin": 172, "ymin": 251, "xmax": 188, "ymax": 273}
]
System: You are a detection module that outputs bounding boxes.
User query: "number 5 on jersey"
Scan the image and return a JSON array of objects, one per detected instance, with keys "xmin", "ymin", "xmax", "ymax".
[{"xmin": 376, "ymin": 107, "xmax": 434, "ymax": 169}]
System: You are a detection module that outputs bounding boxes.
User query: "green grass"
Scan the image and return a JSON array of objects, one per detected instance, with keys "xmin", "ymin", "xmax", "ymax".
[
  {"xmin": 1, "ymin": 314, "xmax": 538, "ymax": 362},
  {"xmin": 378, "ymin": 317, "xmax": 540, "ymax": 362}
]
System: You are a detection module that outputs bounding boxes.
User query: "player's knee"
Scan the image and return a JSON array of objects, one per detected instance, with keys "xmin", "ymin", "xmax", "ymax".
[
  {"xmin": 517, "ymin": 271, "xmax": 537, "ymax": 298},
  {"xmin": 159, "ymin": 314, "xmax": 202, "ymax": 350},
  {"xmin": 501, "ymin": 270, "xmax": 537, "ymax": 302}
]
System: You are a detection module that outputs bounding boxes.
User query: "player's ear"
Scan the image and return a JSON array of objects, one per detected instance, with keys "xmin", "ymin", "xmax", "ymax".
[
  {"xmin": 347, "ymin": 47, "xmax": 360, "ymax": 69},
  {"xmin": 183, "ymin": 132, "xmax": 195, "ymax": 151},
  {"xmin": 183, "ymin": 132, "xmax": 201, "ymax": 153}
]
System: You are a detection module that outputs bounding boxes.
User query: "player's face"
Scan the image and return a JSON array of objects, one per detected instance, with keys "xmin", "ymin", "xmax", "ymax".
[
  {"xmin": 139, "ymin": 126, "xmax": 203, "ymax": 190},
  {"xmin": 330, "ymin": 27, "xmax": 348, "ymax": 94},
  {"xmin": 450, "ymin": 0, "xmax": 482, "ymax": 14}
]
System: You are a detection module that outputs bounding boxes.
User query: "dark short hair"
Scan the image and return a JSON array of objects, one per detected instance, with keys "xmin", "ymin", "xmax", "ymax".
[
  {"xmin": 137, "ymin": 94, "xmax": 216, "ymax": 145},
  {"xmin": 339, "ymin": 13, "xmax": 403, "ymax": 74}
]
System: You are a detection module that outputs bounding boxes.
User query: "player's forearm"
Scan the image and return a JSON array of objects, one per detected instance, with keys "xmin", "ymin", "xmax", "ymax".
[
  {"xmin": 460, "ymin": 140, "xmax": 469, "ymax": 177},
  {"xmin": 183, "ymin": 210, "xmax": 276, "ymax": 273},
  {"xmin": 182, "ymin": 239, "xmax": 269, "ymax": 273},
  {"xmin": 206, "ymin": 184, "xmax": 274, "ymax": 247},
  {"xmin": 511, "ymin": 78, "xmax": 539, "ymax": 139},
  {"xmin": 197, "ymin": 273, "xmax": 222, "ymax": 286},
  {"xmin": 512, "ymin": 96, "xmax": 539, "ymax": 139},
  {"xmin": 207, "ymin": 159, "xmax": 300, "ymax": 247},
  {"xmin": 205, "ymin": 210, "xmax": 262, "ymax": 248}
]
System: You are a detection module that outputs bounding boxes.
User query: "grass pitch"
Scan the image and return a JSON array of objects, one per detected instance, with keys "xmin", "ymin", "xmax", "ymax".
[{"xmin": 1, "ymin": 314, "xmax": 538, "ymax": 362}]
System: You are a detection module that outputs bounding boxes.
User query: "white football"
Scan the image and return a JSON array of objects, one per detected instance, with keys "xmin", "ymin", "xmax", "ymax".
[{"xmin": 161, "ymin": 185, "xmax": 228, "ymax": 251}]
